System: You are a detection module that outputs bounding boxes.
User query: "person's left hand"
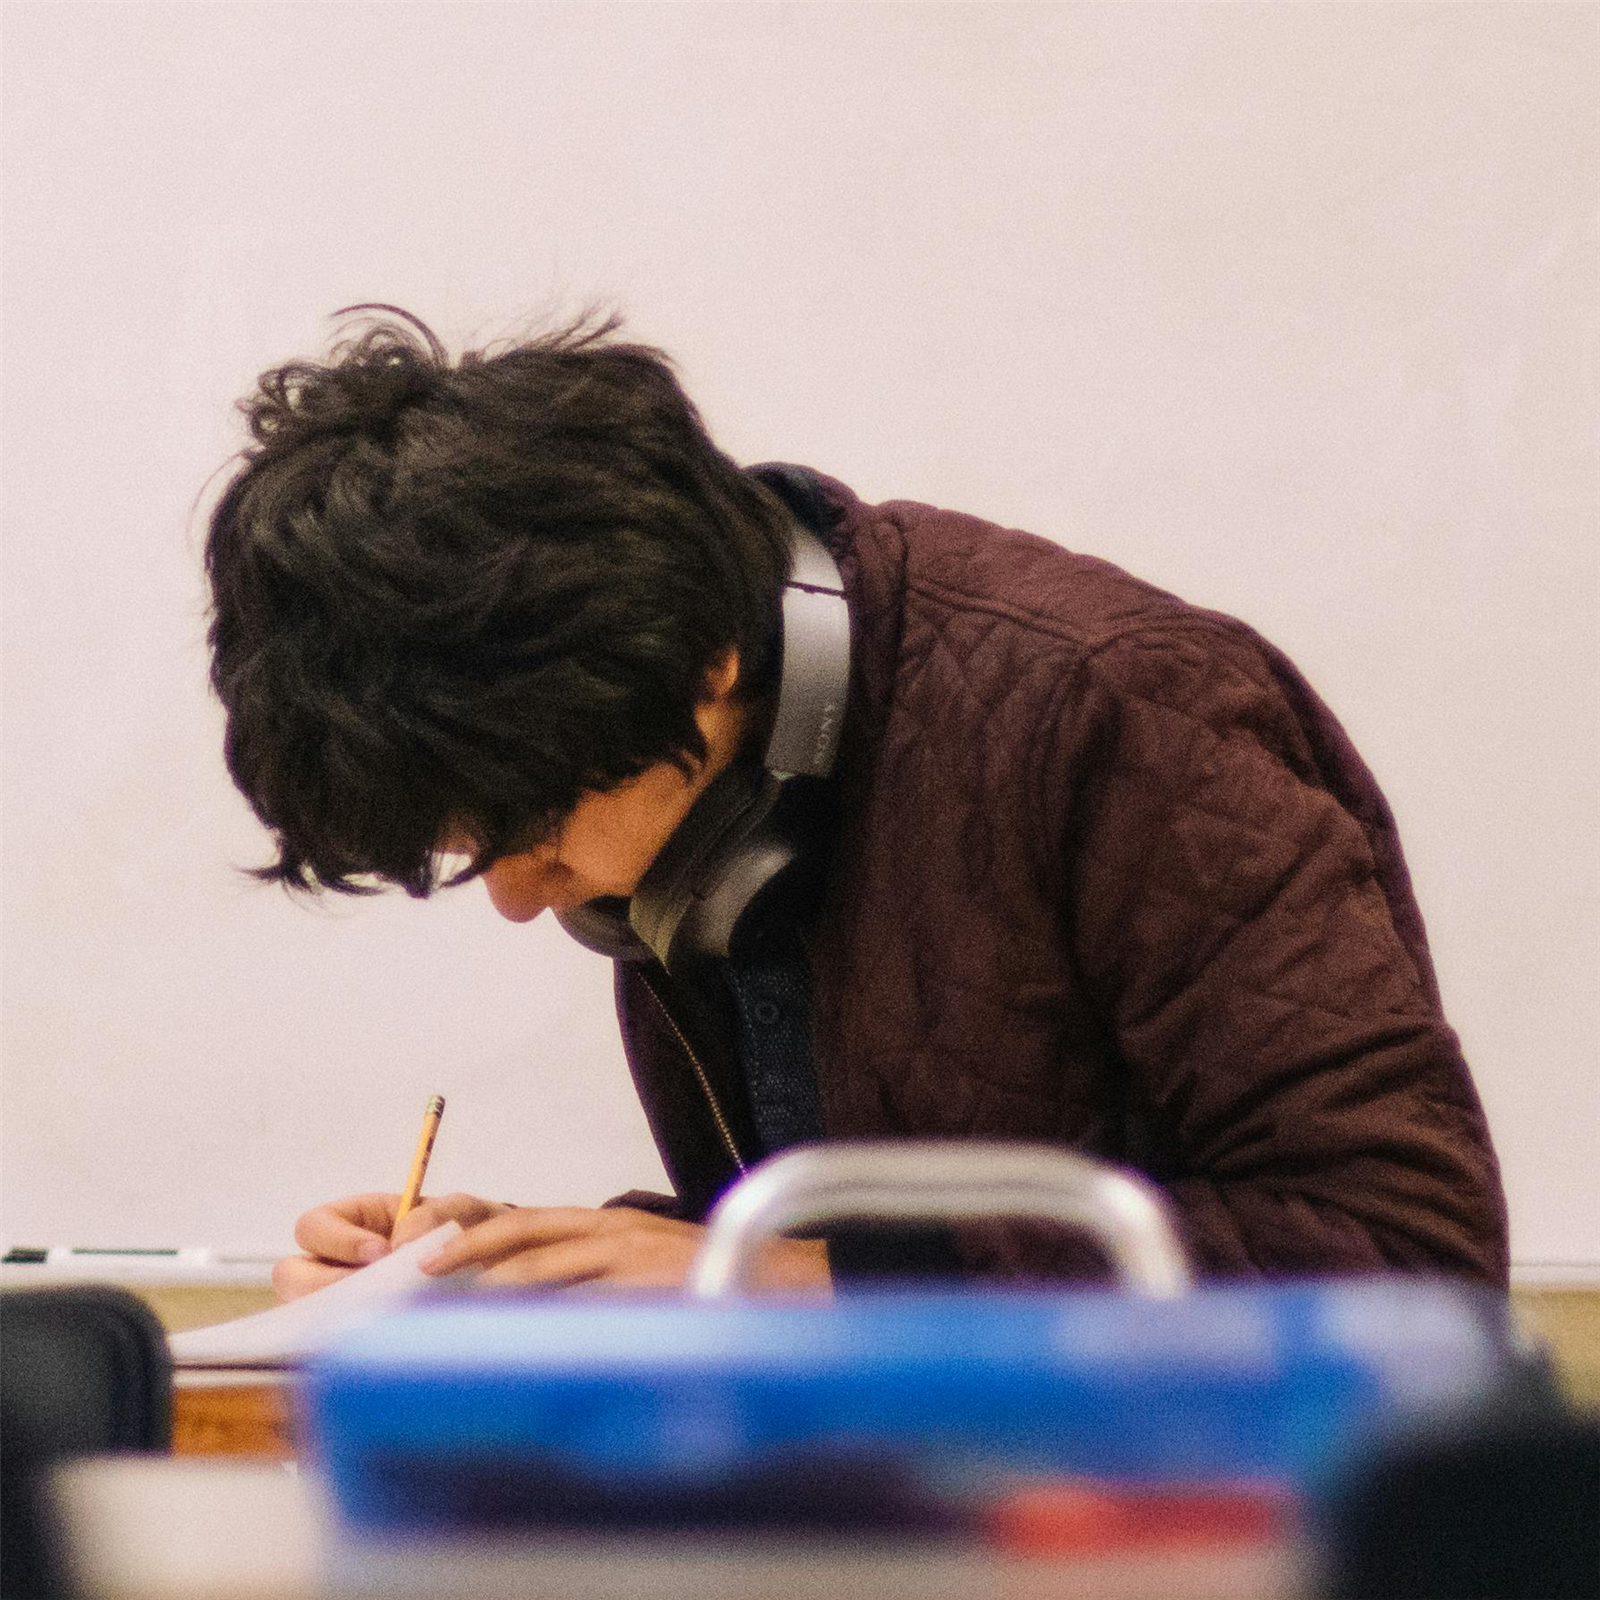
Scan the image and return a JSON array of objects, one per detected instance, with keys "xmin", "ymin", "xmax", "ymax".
[{"xmin": 417, "ymin": 1204, "xmax": 831, "ymax": 1293}]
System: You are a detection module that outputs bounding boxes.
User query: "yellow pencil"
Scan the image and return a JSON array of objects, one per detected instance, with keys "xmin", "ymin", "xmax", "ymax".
[{"xmin": 393, "ymin": 1094, "xmax": 446, "ymax": 1232}]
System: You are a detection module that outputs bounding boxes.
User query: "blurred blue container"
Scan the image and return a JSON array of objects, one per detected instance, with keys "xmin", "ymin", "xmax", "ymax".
[{"xmin": 301, "ymin": 1277, "xmax": 1519, "ymax": 1533}]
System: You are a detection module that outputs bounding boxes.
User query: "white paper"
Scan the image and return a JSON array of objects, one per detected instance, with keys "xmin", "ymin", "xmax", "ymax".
[{"xmin": 168, "ymin": 1223, "xmax": 465, "ymax": 1368}]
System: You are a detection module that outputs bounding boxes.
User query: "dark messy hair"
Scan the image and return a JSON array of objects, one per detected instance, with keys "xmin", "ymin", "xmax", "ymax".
[{"xmin": 204, "ymin": 305, "xmax": 793, "ymax": 896}]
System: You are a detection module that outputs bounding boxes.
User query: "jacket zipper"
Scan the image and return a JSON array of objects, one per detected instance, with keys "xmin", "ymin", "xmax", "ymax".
[{"xmin": 637, "ymin": 970, "xmax": 747, "ymax": 1175}]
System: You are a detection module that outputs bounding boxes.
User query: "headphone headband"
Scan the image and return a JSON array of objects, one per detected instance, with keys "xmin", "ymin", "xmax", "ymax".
[{"xmin": 766, "ymin": 527, "xmax": 849, "ymax": 779}]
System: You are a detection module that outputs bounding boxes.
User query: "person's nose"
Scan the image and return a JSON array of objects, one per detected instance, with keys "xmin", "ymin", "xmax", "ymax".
[{"xmin": 481, "ymin": 852, "xmax": 556, "ymax": 923}]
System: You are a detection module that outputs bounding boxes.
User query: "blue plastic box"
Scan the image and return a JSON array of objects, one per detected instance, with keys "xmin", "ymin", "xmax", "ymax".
[{"xmin": 301, "ymin": 1279, "xmax": 1519, "ymax": 1533}]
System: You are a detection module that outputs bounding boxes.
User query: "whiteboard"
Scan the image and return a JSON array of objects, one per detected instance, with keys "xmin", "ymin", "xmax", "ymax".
[{"xmin": 2, "ymin": 2, "xmax": 1595, "ymax": 1278}]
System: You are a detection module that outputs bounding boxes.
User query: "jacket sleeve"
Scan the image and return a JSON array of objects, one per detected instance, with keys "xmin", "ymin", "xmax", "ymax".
[
  {"xmin": 600, "ymin": 1190, "xmax": 692, "ymax": 1218},
  {"xmin": 1054, "ymin": 624, "xmax": 1508, "ymax": 1285}
]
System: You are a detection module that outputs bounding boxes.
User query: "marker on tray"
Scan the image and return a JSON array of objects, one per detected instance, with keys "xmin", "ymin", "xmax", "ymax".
[
  {"xmin": 0, "ymin": 1246, "xmax": 279, "ymax": 1283},
  {"xmin": 1, "ymin": 1247, "xmax": 267, "ymax": 1267}
]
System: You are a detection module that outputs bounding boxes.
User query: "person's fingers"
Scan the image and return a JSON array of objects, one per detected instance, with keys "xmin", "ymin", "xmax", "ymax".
[
  {"xmin": 420, "ymin": 1207, "xmax": 710, "ymax": 1289},
  {"xmin": 390, "ymin": 1192, "xmax": 508, "ymax": 1248},
  {"xmin": 272, "ymin": 1253, "xmax": 358, "ymax": 1301},
  {"xmin": 753, "ymin": 1236, "xmax": 832, "ymax": 1293},
  {"xmin": 413, "ymin": 1207, "xmax": 826, "ymax": 1293},
  {"xmin": 293, "ymin": 1193, "xmax": 401, "ymax": 1264},
  {"xmin": 419, "ymin": 1207, "xmax": 620, "ymax": 1274},
  {"xmin": 468, "ymin": 1230, "xmax": 702, "ymax": 1288},
  {"xmin": 473, "ymin": 1236, "xmax": 617, "ymax": 1288}
]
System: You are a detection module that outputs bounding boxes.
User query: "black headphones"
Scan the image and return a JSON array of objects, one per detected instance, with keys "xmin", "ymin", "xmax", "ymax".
[{"xmin": 555, "ymin": 518, "xmax": 851, "ymax": 969}]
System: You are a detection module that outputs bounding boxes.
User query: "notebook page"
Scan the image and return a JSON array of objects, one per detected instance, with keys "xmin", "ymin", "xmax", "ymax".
[{"xmin": 168, "ymin": 1222, "xmax": 465, "ymax": 1368}]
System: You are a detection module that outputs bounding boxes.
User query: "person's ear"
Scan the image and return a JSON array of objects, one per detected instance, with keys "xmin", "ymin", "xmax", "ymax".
[
  {"xmin": 690, "ymin": 650, "xmax": 746, "ymax": 771},
  {"xmin": 702, "ymin": 649, "xmax": 740, "ymax": 703}
]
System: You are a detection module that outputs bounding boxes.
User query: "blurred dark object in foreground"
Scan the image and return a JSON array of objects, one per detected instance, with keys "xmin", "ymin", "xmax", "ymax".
[
  {"xmin": 1323, "ymin": 1401, "xmax": 1599, "ymax": 1599},
  {"xmin": 1, "ymin": 1286, "xmax": 172, "ymax": 1600}
]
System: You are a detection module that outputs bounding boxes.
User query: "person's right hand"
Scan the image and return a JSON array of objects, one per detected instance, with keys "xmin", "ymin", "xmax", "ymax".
[{"xmin": 273, "ymin": 1191, "xmax": 510, "ymax": 1301}]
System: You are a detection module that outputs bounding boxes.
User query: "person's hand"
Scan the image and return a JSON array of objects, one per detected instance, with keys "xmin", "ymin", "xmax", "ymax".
[
  {"xmin": 417, "ymin": 1204, "xmax": 832, "ymax": 1293},
  {"xmin": 272, "ymin": 1191, "xmax": 510, "ymax": 1301}
]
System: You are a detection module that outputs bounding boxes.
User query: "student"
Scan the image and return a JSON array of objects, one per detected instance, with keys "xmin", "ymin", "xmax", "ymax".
[{"xmin": 204, "ymin": 309, "xmax": 1508, "ymax": 1297}]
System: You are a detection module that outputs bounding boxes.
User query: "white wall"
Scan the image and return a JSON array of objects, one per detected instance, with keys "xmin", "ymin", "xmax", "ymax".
[{"xmin": 2, "ymin": 2, "xmax": 1595, "ymax": 1273}]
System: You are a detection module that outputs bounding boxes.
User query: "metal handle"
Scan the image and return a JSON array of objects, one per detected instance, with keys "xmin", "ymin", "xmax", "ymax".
[{"xmin": 687, "ymin": 1140, "xmax": 1193, "ymax": 1298}]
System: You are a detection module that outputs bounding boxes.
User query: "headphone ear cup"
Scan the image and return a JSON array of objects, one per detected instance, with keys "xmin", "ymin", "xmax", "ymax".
[
  {"xmin": 554, "ymin": 772, "xmax": 791, "ymax": 966},
  {"xmin": 628, "ymin": 768, "xmax": 784, "ymax": 967},
  {"xmin": 555, "ymin": 898, "xmax": 652, "ymax": 961},
  {"xmin": 678, "ymin": 828, "xmax": 798, "ymax": 958}
]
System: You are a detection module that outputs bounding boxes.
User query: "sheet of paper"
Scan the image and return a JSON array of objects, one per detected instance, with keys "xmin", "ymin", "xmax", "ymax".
[{"xmin": 168, "ymin": 1222, "xmax": 465, "ymax": 1368}]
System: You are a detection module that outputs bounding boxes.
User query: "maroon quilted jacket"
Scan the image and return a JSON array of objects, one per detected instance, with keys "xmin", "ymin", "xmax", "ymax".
[{"xmin": 614, "ymin": 472, "xmax": 1509, "ymax": 1286}]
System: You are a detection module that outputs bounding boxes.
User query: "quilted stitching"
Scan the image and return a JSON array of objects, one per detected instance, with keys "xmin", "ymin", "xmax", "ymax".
[
  {"xmin": 810, "ymin": 481, "xmax": 1506, "ymax": 1283},
  {"xmin": 617, "ymin": 475, "xmax": 1508, "ymax": 1286}
]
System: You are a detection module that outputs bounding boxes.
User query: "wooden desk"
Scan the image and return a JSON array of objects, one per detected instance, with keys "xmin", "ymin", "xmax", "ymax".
[
  {"xmin": 146, "ymin": 1284, "xmax": 299, "ymax": 1459},
  {"xmin": 173, "ymin": 1371, "xmax": 296, "ymax": 1459}
]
